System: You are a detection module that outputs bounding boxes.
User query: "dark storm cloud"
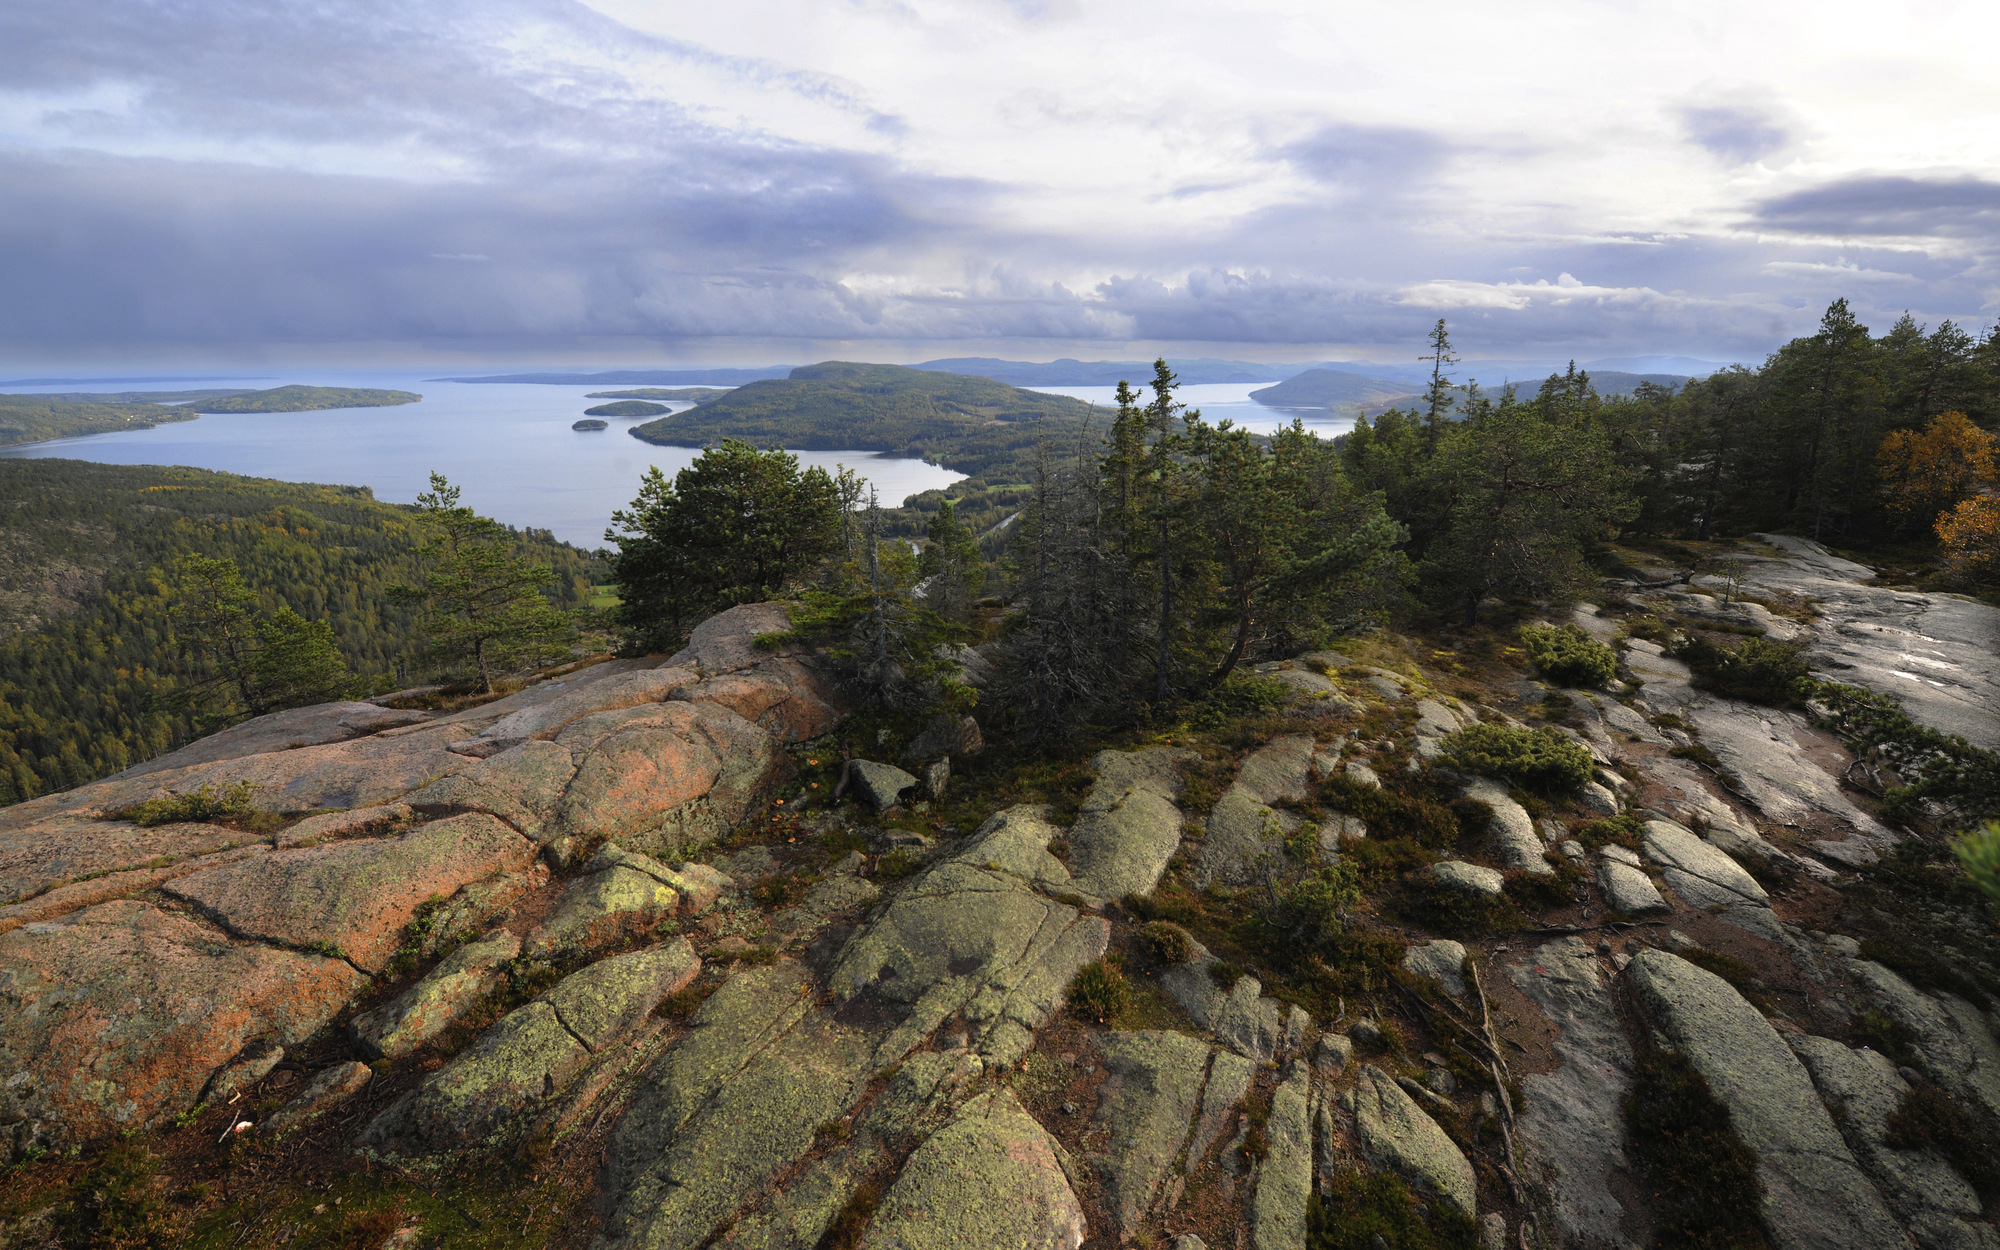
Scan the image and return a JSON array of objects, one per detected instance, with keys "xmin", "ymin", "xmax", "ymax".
[
  {"xmin": 1753, "ymin": 175, "xmax": 2000, "ymax": 239},
  {"xmin": 1680, "ymin": 103, "xmax": 1790, "ymax": 164}
]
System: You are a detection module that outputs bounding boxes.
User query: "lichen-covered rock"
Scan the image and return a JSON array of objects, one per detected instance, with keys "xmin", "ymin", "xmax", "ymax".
[
  {"xmin": 1842, "ymin": 958, "xmax": 2000, "ymax": 1122},
  {"xmin": 525, "ymin": 866, "xmax": 678, "ymax": 957},
  {"xmin": 163, "ymin": 812, "xmax": 536, "ymax": 972},
  {"xmin": 1597, "ymin": 856, "xmax": 1669, "ymax": 916},
  {"xmin": 114, "ymin": 702, "xmax": 433, "ymax": 779},
  {"xmin": 1626, "ymin": 949, "xmax": 1904, "ymax": 1250},
  {"xmin": 1459, "ymin": 778, "xmax": 1552, "ymax": 876},
  {"xmin": 1160, "ymin": 945, "xmax": 1290, "ymax": 1062},
  {"xmin": 352, "ymin": 931, "xmax": 521, "ymax": 1059},
  {"xmin": 549, "ymin": 700, "xmax": 782, "ymax": 858},
  {"xmin": 279, "ymin": 802, "xmax": 415, "ymax": 848},
  {"xmin": 1067, "ymin": 747, "xmax": 1196, "ymax": 902},
  {"xmin": 264, "ymin": 1060, "xmax": 373, "ymax": 1134},
  {"xmin": 0, "ymin": 899, "xmax": 365, "ymax": 1153},
  {"xmin": 1089, "ymin": 1031, "xmax": 1211, "ymax": 1239},
  {"xmin": 600, "ymin": 962, "xmax": 879, "ymax": 1250},
  {"xmin": 1252, "ymin": 1063, "xmax": 1313, "ymax": 1250},
  {"xmin": 1432, "ymin": 860, "xmax": 1504, "ymax": 896},
  {"xmin": 850, "ymin": 760, "xmax": 919, "ymax": 811},
  {"xmin": 859, "ymin": 1088, "xmax": 1087, "ymax": 1250},
  {"xmin": 829, "ymin": 806, "xmax": 1109, "ymax": 1064},
  {"xmin": 1788, "ymin": 1035, "xmax": 1994, "ymax": 1250},
  {"xmin": 449, "ymin": 666, "xmax": 691, "ymax": 757},
  {"xmin": 1353, "ymin": 1065, "xmax": 1475, "ymax": 1217},
  {"xmin": 364, "ymin": 940, "xmax": 698, "ymax": 1156},
  {"xmin": 671, "ymin": 657, "xmax": 848, "ymax": 743},
  {"xmin": 402, "ymin": 739, "xmax": 578, "ymax": 840},
  {"xmin": 1508, "ymin": 937, "xmax": 1634, "ymax": 1250},
  {"xmin": 1195, "ymin": 735, "xmax": 1316, "ymax": 887},
  {"xmin": 1403, "ymin": 939, "xmax": 1467, "ymax": 998},
  {"xmin": 1640, "ymin": 818, "xmax": 1769, "ymax": 910}
]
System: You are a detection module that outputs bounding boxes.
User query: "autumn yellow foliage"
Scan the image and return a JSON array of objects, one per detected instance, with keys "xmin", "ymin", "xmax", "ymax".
[
  {"xmin": 1936, "ymin": 495, "xmax": 2000, "ymax": 584},
  {"xmin": 1877, "ymin": 411, "xmax": 1997, "ymax": 524}
]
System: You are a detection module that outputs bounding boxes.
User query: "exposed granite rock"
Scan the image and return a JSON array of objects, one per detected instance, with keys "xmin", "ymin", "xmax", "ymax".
[
  {"xmin": 1626, "ymin": 949, "xmax": 1904, "ymax": 1250},
  {"xmin": 1508, "ymin": 937, "xmax": 1635, "ymax": 1250},
  {"xmin": 1684, "ymin": 702, "xmax": 1890, "ymax": 859},
  {"xmin": 402, "ymin": 739, "xmax": 577, "ymax": 841},
  {"xmin": 163, "ymin": 812, "xmax": 536, "ymax": 972},
  {"xmin": 448, "ymin": 666, "xmax": 690, "ymax": 757},
  {"xmin": 1432, "ymin": 861, "xmax": 1504, "ymax": 897},
  {"xmin": 112, "ymin": 701, "xmax": 432, "ymax": 779},
  {"xmin": 1460, "ymin": 778, "xmax": 1550, "ymax": 875},
  {"xmin": 1640, "ymin": 818, "xmax": 1769, "ymax": 911},
  {"xmin": 1403, "ymin": 939, "xmax": 1467, "ymax": 998},
  {"xmin": 1067, "ymin": 747, "xmax": 1196, "ymax": 902},
  {"xmin": 352, "ymin": 931, "xmax": 521, "ymax": 1059},
  {"xmin": 525, "ymin": 866, "xmax": 678, "ymax": 957},
  {"xmin": 1089, "ymin": 1031, "xmax": 1211, "ymax": 1239},
  {"xmin": 1189, "ymin": 1048, "xmax": 1257, "ymax": 1165},
  {"xmin": 1789, "ymin": 1035, "xmax": 1995, "ymax": 1250},
  {"xmin": 828, "ymin": 805, "xmax": 1109, "ymax": 1065},
  {"xmin": 860, "ymin": 1087, "xmax": 1086, "ymax": 1250},
  {"xmin": 1252, "ymin": 1063, "xmax": 1314, "ymax": 1250},
  {"xmin": 1160, "ymin": 942, "xmax": 1292, "ymax": 1062},
  {"xmin": 279, "ymin": 802, "xmax": 415, "ymax": 848},
  {"xmin": 1352, "ymin": 1065, "xmax": 1475, "ymax": 1217},
  {"xmin": 1842, "ymin": 959, "xmax": 2000, "ymax": 1122},
  {"xmin": 1598, "ymin": 856, "xmax": 1670, "ymax": 916},
  {"xmin": 1195, "ymin": 735, "xmax": 1316, "ymax": 887},
  {"xmin": 0, "ymin": 899, "xmax": 365, "ymax": 1152},
  {"xmin": 850, "ymin": 760, "xmax": 919, "ymax": 812},
  {"xmin": 264, "ymin": 1060, "xmax": 373, "ymax": 1135},
  {"xmin": 364, "ymin": 941, "xmax": 698, "ymax": 1157}
]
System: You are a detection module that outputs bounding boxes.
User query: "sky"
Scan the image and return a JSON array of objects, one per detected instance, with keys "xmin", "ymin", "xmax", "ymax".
[{"xmin": 3, "ymin": 0, "xmax": 1998, "ymax": 371}]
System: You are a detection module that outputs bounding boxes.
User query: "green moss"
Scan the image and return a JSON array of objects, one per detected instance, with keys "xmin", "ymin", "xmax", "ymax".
[
  {"xmin": 1680, "ymin": 947, "xmax": 1777, "ymax": 1015},
  {"xmin": 1306, "ymin": 1170, "xmax": 1477, "ymax": 1250},
  {"xmin": 54, "ymin": 1139, "xmax": 165, "ymax": 1249},
  {"xmin": 1438, "ymin": 724, "xmax": 1594, "ymax": 794},
  {"xmin": 1519, "ymin": 623, "xmax": 1618, "ymax": 687},
  {"xmin": 113, "ymin": 780, "xmax": 260, "ymax": 827},
  {"xmin": 1136, "ymin": 921, "xmax": 1196, "ymax": 965},
  {"xmin": 1623, "ymin": 1050, "xmax": 1772, "ymax": 1249}
]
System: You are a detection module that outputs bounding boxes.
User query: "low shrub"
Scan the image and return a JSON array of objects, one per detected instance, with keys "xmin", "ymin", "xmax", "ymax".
[
  {"xmin": 114, "ymin": 780, "xmax": 261, "ymax": 828},
  {"xmin": 55, "ymin": 1139, "xmax": 165, "ymax": 1250},
  {"xmin": 1519, "ymin": 623, "xmax": 1618, "ymax": 688},
  {"xmin": 1813, "ymin": 680, "xmax": 2000, "ymax": 825},
  {"xmin": 1438, "ymin": 724, "xmax": 1594, "ymax": 794},
  {"xmin": 1190, "ymin": 674, "xmax": 1295, "ymax": 729},
  {"xmin": 1136, "ymin": 921, "xmax": 1196, "ymax": 965},
  {"xmin": 876, "ymin": 848, "xmax": 926, "ymax": 879},
  {"xmin": 1674, "ymin": 635, "xmax": 1810, "ymax": 706},
  {"xmin": 1066, "ymin": 958, "xmax": 1129, "ymax": 1024},
  {"xmin": 1957, "ymin": 822, "xmax": 2000, "ymax": 908},
  {"xmin": 1262, "ymin": 863, "xmax": 1362, "ymax": 945},
  {"xmin": 1851, "ymin": 1008, "xmax": 1919, "ymax": 1066},
  {"xmin": 1623, "ymin": 1051, "xmax": 1771, "ymax": 1249},
  {"xmin": 1398, "ymin": 878, "xmax": 1522, "ymax": 939},
  {"xmin": 1320, "ymin": 772, "xmax": 1465, "ymax": 849},
  {"xmin": 1885, "ymin": 1086, "xmax": 1999, "ymax": 1196},
  {"xmin": 1573, "ymin": 816, "xmax": 1642, "ymax": 852},
  {"xmin": 1503, "ymin": 862, "xmax": 1581, "ymax": 912}
]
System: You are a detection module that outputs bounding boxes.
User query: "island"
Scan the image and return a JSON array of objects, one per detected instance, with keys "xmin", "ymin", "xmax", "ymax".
[
  {"xmin": 583, "ymin": 400, "xmax": 669, "ymax": 417},
  {"xmin": 583, "ymin": 387, "xmax": 729, "ymax": 402},
  {"xmin": 572, "ymin": 418, "xmax": 609, "ymax": 431},
  {"xmin": 1246, "ymin": 368, "xmax": 1415, "ymax": 410},
  {"xmin": 194, "ymin": 385, "xmax": 421, "ymax": 412},
  {"xmin": 0, "ymin": 393, "xmax": 200, "ymax": 447}
]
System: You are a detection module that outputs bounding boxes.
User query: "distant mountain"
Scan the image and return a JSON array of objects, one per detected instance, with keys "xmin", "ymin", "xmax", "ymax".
[
  {"xmin": 1584, "ymin": 355, "xmax": 1738, "ymax": 377},
  {"xmin": 912, "ymin": 357, "xmax": 1312, "ymax": 386},
  {"xmin": 436, "ymin": 367, "xmax": 793, "ymax": 385},
  {"xmin": 1246, "ymin": 369, "xmax": 1417, "ymax": 410}
]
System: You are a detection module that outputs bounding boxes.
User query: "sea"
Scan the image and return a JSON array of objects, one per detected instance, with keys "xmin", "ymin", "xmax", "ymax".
[{"xmin": 0, "ymin": 374, "xmax": 1351, "ymax": 550}]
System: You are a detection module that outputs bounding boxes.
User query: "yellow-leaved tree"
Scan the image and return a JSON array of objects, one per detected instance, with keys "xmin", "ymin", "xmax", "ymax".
[
  {"xmin": 1936, "ymin": 495, "xmax": 2000, "ymax": 585},
  {"xmin": 1877, "ymin": 411, "xmax": 1997, "ymax": 526}
]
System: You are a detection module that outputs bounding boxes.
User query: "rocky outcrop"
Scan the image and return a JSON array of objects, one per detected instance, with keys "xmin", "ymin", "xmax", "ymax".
[
  {"xmin": 1195, "ymin": 736, "xmax": 1315, "ymax": 887},
  {"xmin": 1067, "ymin": 747, "xmax": 1196, "ymax": 902},
  {"xmin": 1641, "ymin": 817, "xmax": 1769, "ymax": 911},
  {"xmin": 1160, "ymin": 939, "xmax": 1302, "ymax": 1063},
  {"xmin": 1626, "ymin": 949, "xmax": 1906, "ymax": 1250},
  {"xmin": 1459, "ymin": 777, "xmax": 1551, "ymax": 876},
  {"xmin": 1841, "ymin": 958, "xmax": 2000, "ymax": 1122},
  {"xmin": 1352, "ymin": 1065, "xmax": 1476, "ymax": 1217},
  {"xmin": 1252, "ymin": 1063, "xmax": 1314, "ymax": 1250},
  {"xmin": 860, "ymin": 1088, "xmax": 1087, "ymax": 1250},
  {"xmin": 1089, "ymin": 1031, "xmax": 1213, "ymax": 1239},
  {"xmin": 828, "ymin": 805, "xmax": 1110, "ymax": 1065},
  {"xmin": 1597, "ymin": 846, "xmax": 1669, "ymax": 916},
  {"xmin": 352, "ymin": 931, "xmax": 520, "ymax": 1059}
]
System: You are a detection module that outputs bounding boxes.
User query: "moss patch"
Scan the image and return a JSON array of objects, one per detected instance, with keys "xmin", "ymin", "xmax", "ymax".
[
  {"xmin": 1305, "ymin": 1171, "xmax": 1476, "ymax": 1250},
  {"xmin": 1623, "ymin": 1051, "xmax": 1771, "ymax": 1249}
]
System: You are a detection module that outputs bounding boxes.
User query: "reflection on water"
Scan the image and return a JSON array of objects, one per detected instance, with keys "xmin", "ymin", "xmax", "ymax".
[
  {"xmin": 1021, "ymin": 383, "xmax": 1359, "ymax": 439},
  {"xmin": 0, "ymin": 373, "xmax": 966, "ymax": 549}
]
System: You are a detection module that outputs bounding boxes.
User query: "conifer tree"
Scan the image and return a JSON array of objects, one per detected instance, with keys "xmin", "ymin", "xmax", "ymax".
[{"xmin": 164, "ymin": 553, "xmax": 354, "ymax": 720}]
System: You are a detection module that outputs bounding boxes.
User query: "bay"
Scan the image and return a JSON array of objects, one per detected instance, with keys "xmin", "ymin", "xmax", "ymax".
[
  {"xmin": 1021, "ymin": 382, "xmax": 1359, "ymax": 438},
  {"xmin": 0, "ymin": 372, "xmax": 965, "ymax": 549}
]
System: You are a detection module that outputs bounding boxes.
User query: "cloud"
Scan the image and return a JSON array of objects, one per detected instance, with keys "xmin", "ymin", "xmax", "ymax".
[
  {"xmin": 1680, "ymin": 102, "xmax": 1790, "ymax": 165},
  {"xmin": 1753, "ymin": 175, "xmax": 2000, "ymax": 241}
]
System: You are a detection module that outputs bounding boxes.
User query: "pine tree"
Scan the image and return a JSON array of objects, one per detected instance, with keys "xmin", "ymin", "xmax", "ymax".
[
  {"xmin": 163, "ymin": 553, "xmax": 354, "ymax": 721},
  {"xmin": 1419, "ymin": 318, "xmax": 1459, "ymax": 445},
  {"xmin": 917, "ymin": 499, "xmax": 983, "ymax": 621}
]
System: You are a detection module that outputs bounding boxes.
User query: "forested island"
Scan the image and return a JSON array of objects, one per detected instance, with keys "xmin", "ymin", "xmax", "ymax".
[
  {"xmin": 0, "ymin": 385, "xmax": 421, "ymax": 446},
  {"xmin": 584, "ymin": 387, "xmax": 729, "ymax": 402},
  {"xmin": 192, "ymin": 385, "xmax": 420, "ymax": 412},
  {"xmin": 583, "ymin": 400, "xmax": 667, "ymax": 416}
]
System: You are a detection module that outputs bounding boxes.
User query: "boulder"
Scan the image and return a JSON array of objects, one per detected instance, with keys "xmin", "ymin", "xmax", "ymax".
[
  {"xmin": 849, "ymin": 760, "xmax": 919, "ymax": 812},
  {"xmin": 1066, "ymin": 747, "xmax": 1197, "ymax": 902},
  {"xmin": 1432, "ymin": 861, "xmax": 1504, "ymax": 897},
  {"xmin": 1252, "ymin": 1063, "xmax": 1314, "ymax": 1250},
  {"xmin": 449, "ymin": 666, "xmax": 690, "ymax": 756},
  {"xmin": 1641, "ymin": 818, "xmax": 1769, "ymax": 910},
  {"xmin": 1460, "ymin": 778, "xmax": 1550, "ymax": 876},
  {"xmin": 352, "ymin": 931, "xmax": 521, "ymax": 1059},
  {"xmin": 670, "ymin": 657, "xmax": 848, "ymax": 743},
  {"xmin": 1597, "ymin": 857, "xmax": 1669, "ymax": 916},
  {"xmin": 1508, "ymin": 938, "xmax": 1634, "ymax": 1250},
  {"xmin": 0, "ymin": 899, "xmax": 365, "ymax": 1152},
  {"xmin": 1402, "ymin": 939, "xmax": 1468, "ymax": 998},
  {"xmin": 163, "ymin": 812, "xmax": 536, "ymax": 972},
  {"xmin": 1577, "ymin": 781, "xmax": 1620, "ymax": 817},
  {"xmin": 264, "ymin": 1061, "xmax": 373, "ymax": 1135},
  {"xmin": 1189, "ymin": 1049, "xmax": 1256, "ymax": 1165},
  {"xmin": 1089, "ymin": 1031, "xmax": 1212, "ymax": 1239},
  {"xmin": 1353, "ymin": 1065, "xmax": 1476, "ymax": 1217},
  {"xmin": 1160, "ymin": 948, "xmax": 1290, "ymax": 1063},
  {"xmin": 667, "ymin": 602, "xmax": 801, "ymax": 677},
  {"xmin": 858, "ymin": 1088, "xmax": 1087, "ymax": 1250},
  {"xmin": 1343, "ymin": 760, "xmax": 1382, "ymax": 790},
  {"xmin": 1626, "ymin": 949, "xmax": 1904, "ymax": 1250},
  {"xmin": 364, "ymin": 940, "xmax": 699, "ymax": 1156},
  {"xmin": 1842, "ymin": 959, "xmax": 2000, "ymax": 1122},
  {"xmin": 900, "ymin": 713, "xmax": 985, "ymax": 763}
]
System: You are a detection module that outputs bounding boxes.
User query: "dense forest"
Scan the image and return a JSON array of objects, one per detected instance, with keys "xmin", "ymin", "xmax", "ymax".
[
  {"xmin": 0, "ymin": 394, "xmax": 200, "ymax": 446},
  {"xmin": 190, "ymin": 385, "xmax": 421, "ymax": 412},
  {"xmin": 0, "ymin": 461, "xmax": 595, "ymax": 806}
]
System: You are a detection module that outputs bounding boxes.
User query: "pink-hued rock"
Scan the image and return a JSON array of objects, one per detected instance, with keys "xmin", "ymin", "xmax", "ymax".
[
  {"xmin": 163, "ymin": 813, "xmax": 537, "ymax": 973},
  {"xmin": 278, "ymin": 802, "xmax": 415, "ymax": 848},
  {"xmin": 403, "ymin": 739, "xmax": 579, "ymax": 842},
  {"xmin": 449, "ymin": 666, "xmax": 696, "ymax": 756},
  {"xmin": 671, "ymin": 657, "xmax": 850, "ymax": 743},
  {"xmin": 550, "ymin": 702, "xmax": 782, "ymax": 851},
  {"xmin": 0, "ymin": 900, "xmax": 366, "ymax": 1151},
  {"xmin": 108, "ymin": 703, "xmax": 432, "ymax": 781},
  {"xmin": 0, "ymin": 815, "xmax": 258, "ymax": 907},
  {"xmin": 667, "ymin": 602, "xmax": 801, "ymax": 677}
]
